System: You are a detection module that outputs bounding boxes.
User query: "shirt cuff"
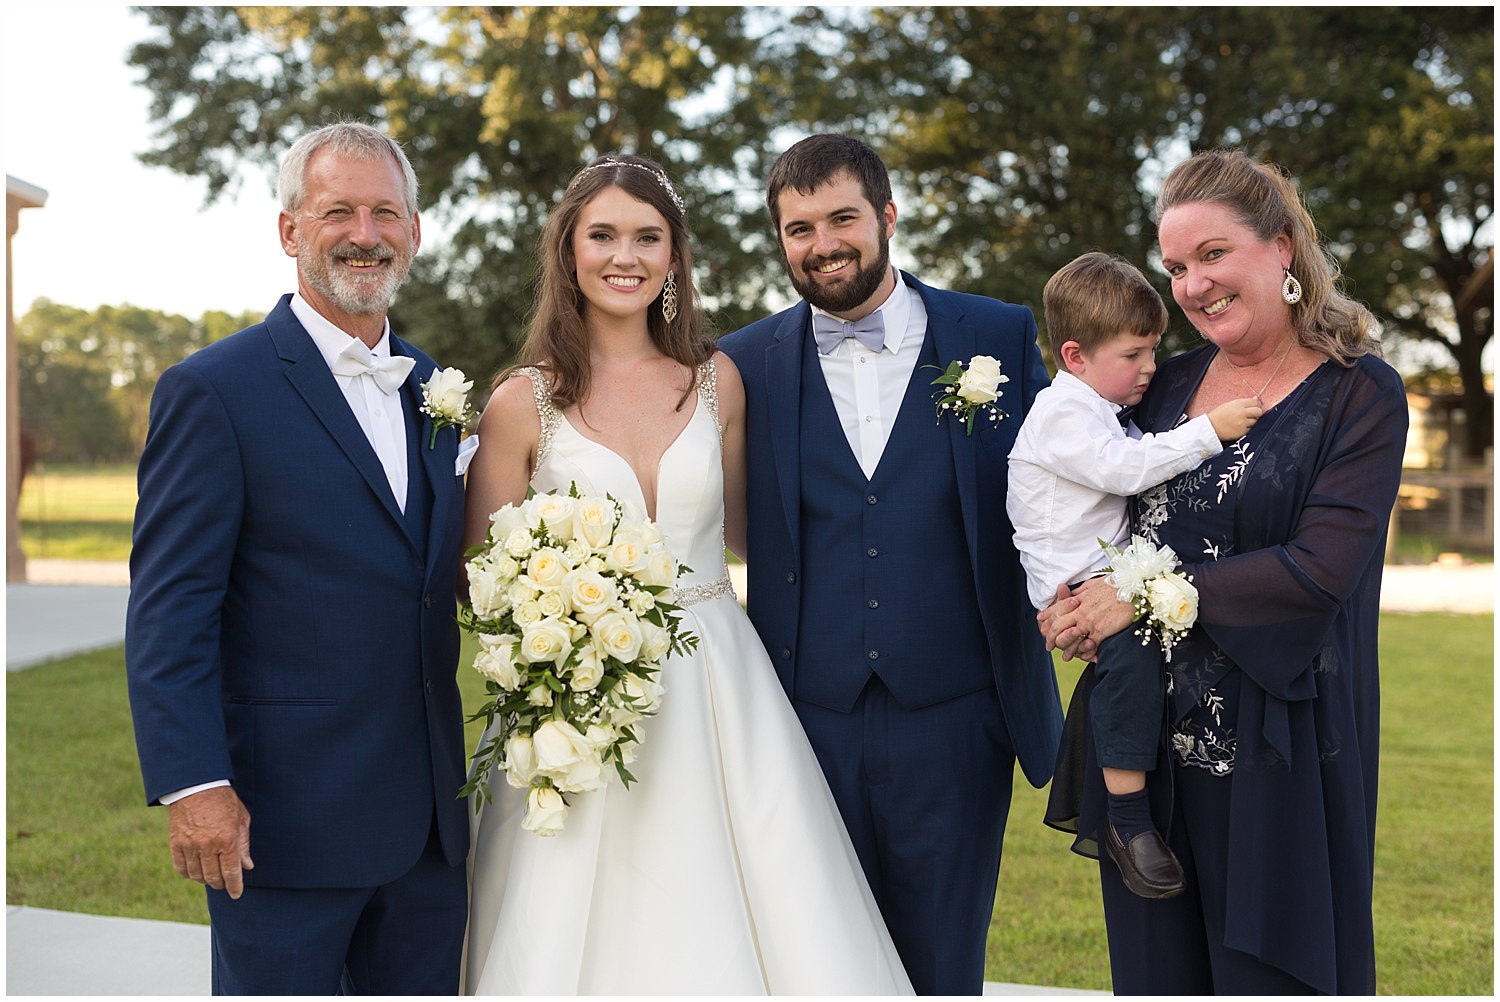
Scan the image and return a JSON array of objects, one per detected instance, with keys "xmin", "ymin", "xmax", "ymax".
[{"xmin": 159, "ymin": 780, "xmax": 231, "ymax": 805}]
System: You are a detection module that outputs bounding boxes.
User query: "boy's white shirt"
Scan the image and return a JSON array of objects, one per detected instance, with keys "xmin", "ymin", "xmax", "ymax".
[{"xmin": 1006, "ymin": 370, "xmax": 1223, "ymax": 610}]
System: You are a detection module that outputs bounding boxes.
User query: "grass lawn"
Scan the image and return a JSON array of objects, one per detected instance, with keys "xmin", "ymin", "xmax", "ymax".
[
  {"xmin": 7, "ymin": 613, "xmax": 1492, "ymax": 993},
  {"xmin": 17, "ymin": 465, "xmax": 137, "ymax": 561}
]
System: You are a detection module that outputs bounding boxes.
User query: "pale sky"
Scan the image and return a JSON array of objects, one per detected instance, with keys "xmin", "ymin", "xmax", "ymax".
[{"xmin": 5, "ymin": 3, "xmax": 291, "ymax": 319}]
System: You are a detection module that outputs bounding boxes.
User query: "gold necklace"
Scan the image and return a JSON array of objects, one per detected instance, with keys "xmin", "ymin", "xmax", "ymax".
[{"xmin": 1222, "ymin": 341, "xmax": 1295, "ymax": 406}]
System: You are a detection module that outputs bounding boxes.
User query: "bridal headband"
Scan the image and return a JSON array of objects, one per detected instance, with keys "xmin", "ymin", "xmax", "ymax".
[{"xmin": 571, "ymin": 157, "xmax": 686, "ymax": 215}]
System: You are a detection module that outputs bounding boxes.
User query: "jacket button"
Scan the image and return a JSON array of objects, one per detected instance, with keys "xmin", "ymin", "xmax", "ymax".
[
  {"xmin": 867, "ymin": 650, "xmax": 880, "ymax": 661},
  {"xmin": 423, "ymin": 594, "xmax": 433, "ymax": 609},
  {"xmin": 780, "ymin": 647, "xmax": 792, "ymax": 660},
  {"xmin": 868, "ymin": 599, "xmax": 879, "ymax": 609},
  {"xmin": 786, "ymin": 572, "xmax": 796, "ymax": 584},
  {"xmin": 866, "ymin": 495, "xmax": 877, "ymax": 505},
  {"xmin": 866, "ymin": 548, "xmax": 878, "ymax": 558}
]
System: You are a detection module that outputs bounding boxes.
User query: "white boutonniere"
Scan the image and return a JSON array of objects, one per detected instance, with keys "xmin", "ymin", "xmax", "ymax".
[
  {"xmin": 420, "ymin": 367, "xmax": 477, "ymax": 449},
  {"xmin": 925, "ymin": 354, "xmax": 1009, "ymax": 434},
  {"xmin": 1100, "ymin": 534, "xmax": 1198, "ymax": 660}
]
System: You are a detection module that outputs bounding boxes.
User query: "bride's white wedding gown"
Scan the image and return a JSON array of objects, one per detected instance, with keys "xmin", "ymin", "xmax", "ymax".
[{"xmin": 464, "ymin": 362, "xmax": 912, "ymax": 995}]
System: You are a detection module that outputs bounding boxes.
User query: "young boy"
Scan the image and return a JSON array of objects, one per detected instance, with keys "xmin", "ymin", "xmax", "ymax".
[{"xmin": 1008, "ymin": 252, "xmax": 1261, "ymax": 898}]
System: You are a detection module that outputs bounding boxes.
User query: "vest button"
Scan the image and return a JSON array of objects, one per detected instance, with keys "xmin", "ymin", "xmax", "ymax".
[
  {"xmin": 780, "ymin": 647, "xmax": 792, "ymax": 660},
  {"xmin": 866, "ymin": 548, "xmax": 878, "ymax": 558},
  {"xmin": 868, "ymin": 599, "xmax": 879, "ymax": 609},
  {"xmin": 785, "ymin": 572, "xmax": 797, "ymax": 584},
  {"xmin": 866, "ymin": 495, "xmax": 877, "ymax": 505},
  {"xmin": 867, "ymin": 650, "xmax": 880, "ymax": 661}
]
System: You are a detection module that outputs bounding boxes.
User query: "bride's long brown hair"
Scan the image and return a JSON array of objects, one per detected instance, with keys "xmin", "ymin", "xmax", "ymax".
[{"xmin": 500, "ymin": 154, "xmax": 714, "ymax": 410}]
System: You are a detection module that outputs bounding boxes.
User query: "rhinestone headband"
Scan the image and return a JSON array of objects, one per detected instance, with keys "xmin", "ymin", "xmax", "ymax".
[{"xmin": 572, "ymin": 157, "xmax": 686, "ymax": 215}]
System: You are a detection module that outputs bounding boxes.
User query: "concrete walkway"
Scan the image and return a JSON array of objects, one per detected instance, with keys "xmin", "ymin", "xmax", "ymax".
[{"xmin": 6, "ymin": 558, "xmax": 1489, "ymax": 994}]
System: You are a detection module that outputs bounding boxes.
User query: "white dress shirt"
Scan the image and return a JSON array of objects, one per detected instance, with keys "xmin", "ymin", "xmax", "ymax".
[
  {"xmin": 813, "ymin": 271, "xmax": 928, "ymax": 479},
  {"xmin": 1006, "ymin": 371, "xmax": 1223, "ymax": 610},
  {"xmin": 292, "ymin": 294, "xmax": 410, "ymax": 513}
]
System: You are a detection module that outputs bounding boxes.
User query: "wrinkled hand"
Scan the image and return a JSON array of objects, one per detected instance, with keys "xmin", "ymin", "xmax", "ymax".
[
  {"xmin": 1037, "ymin": 578, "xmax": 1135, "ymax": 662},
  {"xmin": 168, "ymin": 786, "xmax": 253, "ymax": 899}
]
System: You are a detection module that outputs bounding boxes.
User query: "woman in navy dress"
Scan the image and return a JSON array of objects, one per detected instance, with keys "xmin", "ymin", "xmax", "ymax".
[{"xmin": 1043, "ymin": 149, "xmax": 1407, "ymax": 994}]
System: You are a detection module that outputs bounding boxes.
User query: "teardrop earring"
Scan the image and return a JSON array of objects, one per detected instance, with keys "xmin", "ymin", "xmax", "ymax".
[{"xmin": 1282, "ymin": 269, "xmax": 1303, "ymax": 305}]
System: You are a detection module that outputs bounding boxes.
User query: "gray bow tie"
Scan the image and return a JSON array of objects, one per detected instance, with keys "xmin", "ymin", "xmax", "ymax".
[
  {"xmin": 332, "ymin": 341, "xmax": 414, "ymax": 394},
  {"xmin": 812, "ymin": 311, "xmax": 886, "ymax": 355}
]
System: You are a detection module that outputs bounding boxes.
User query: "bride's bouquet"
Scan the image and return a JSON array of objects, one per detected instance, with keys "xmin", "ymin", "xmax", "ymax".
[
  {"xmin": 1099, "ymin": 534, "xmax": 1199, "ymax": 661},
  {"xmin": 458, "ymin": 484, "xmax": 699, "ymax": 835}
]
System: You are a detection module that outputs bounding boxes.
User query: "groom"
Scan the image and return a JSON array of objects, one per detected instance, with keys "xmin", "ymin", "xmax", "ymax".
[
  {"xmin": 719, "ymin": 134, "xmax": 1062, "ymax": 995},
  {"xmin": 125, "ymin": 122, "xmax": 470, "ymax": 994}
]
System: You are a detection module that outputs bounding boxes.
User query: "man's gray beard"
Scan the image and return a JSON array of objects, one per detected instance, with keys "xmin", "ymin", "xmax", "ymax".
[
  {"xmin": 785, "ymin": 237, "xmax": 891, "ymax": 314},
  {"xmin": 299, "ymin": 239, "xmax": 411, "ymax": 316}
]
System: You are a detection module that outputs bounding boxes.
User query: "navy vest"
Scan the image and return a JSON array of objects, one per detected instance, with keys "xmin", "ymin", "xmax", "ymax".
[{"xmin": 795, "ymin": 331, "xmax": 994, "ymax": 712}]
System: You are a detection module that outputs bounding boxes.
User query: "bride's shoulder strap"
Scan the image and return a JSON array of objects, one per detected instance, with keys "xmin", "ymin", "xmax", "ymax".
[
  {"xmin": 510, "ymin": 365, "xmax": 561, "ymax": 466},
  {"xmin": 695, "ymin": 357, "xmax": 721, "ymax": 441}
]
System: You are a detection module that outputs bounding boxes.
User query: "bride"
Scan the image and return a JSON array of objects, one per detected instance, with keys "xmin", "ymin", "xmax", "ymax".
[{"xmin": 461, "ymin": 153, "xmax": 912, "ymax": 995}]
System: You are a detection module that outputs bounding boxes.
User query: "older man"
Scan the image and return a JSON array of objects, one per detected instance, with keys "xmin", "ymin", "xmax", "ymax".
[{"xmin": 126, "ymin": 122, "xmax": 471, "ymax": 994}]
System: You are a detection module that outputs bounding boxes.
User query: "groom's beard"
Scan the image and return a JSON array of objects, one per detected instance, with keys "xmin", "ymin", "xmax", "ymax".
[{"xmin": 783, "ymin": 234, "xmax": 891, "ymax": 315}]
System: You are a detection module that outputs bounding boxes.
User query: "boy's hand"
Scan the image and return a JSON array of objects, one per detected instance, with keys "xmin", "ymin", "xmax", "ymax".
[{"xmin": 1207, "ymin": 396, "xmax": 1263, "ymax": 441}]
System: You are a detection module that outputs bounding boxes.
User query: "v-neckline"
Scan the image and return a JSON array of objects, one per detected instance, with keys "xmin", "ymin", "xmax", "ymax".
[{"xmin": 559, "ymin": 396, "xmax": 700, "ymax": 522}]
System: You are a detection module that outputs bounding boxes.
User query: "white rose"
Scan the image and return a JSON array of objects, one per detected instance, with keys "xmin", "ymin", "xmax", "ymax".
[
  {"xmin": 473, "ymin": 633, "xmax": 522, "ymax": 689},
  {"xmin": 572, "ymin": 497, "xmax": 618, "ymax": 549},
  {"xmin": 425, "ymin": 366, "xmax": 473, "ymax": 413},
  {"xmin": 569, "ymin": 647, "xmax": 605, "ymax": 692},
  {"xmin": 526, "ymin": 547, "xmax": 571, "ymax": 589},
  {"xmin": 527, "ymin": 684, "xmax": 554, "ymax": 707},
  {"xmin": 591, "ymin": 611, "xmax": 644, "ymax": 664},
  {"xmin": 503, "ymin": 732, "xmax": 537, "ymax": 786},
  {"xmin": 530, "ymin": 493, "xmax": 576, "ymax": 540},
  {"xmin": 626, "ymin": 589, "xmax": 657, "ymax": 615},
  {"xmin": 507, "ymin": 579, "xmax": 539, "ymax": 608},
  {"xmin": 562, "ymin": 567, "xmax": 617, "ymax": 623},
  {"xmin": 494, "ymin": 554, "xmax": 521, "ymax": 583},
  {"xmin": 520, "ymin": 617, "xmax": 573, "ymax": 666},
  {"xmin": 640, "ymin": 550, "xmax": 679, "ymax": 590},
  {"xmin": 611, "ymin": 672, "xmax": 663, "ymax": 725},
  {"xmin": 604, "ymin": 534, "xmax": 648, "ymax": 575},
  {"xmin": 513, "ymin": 599, "xmax": 543, "ymax": 627},
  {"xmin": 638, "ymin": 620, "xmax": 671, "ymax": 662},
  {"xmin": 532, "ymin": 719, "xmax": 607, "ymax": 792},
  {"xmin": 1147, "ymin": 573, "xmax": 1199, "ymax": 634},
  {"xmin": 536, "ymin": 589, "xmax": 568, "ymax": 619},
  {"xmin": 466, "ymin": 558, "xmax": 508, "ymax": 620},
  {"xmin": 521, "ymin": 784, "xmax": 568, "ymax": 836},
  {"xmin": 503, "ymin": 526, "xmax": 537, "ymax": 559},
  {"xmin": 490, "ymin": 503, "xmax": 536, "ymax": 539},
  {"xmin": 563, "ymin": 538, "xmax": 592, "ymax": 565},
  {"xmin": 956, "ymin": 354, "xmax": 1004, "ymax": 405}
]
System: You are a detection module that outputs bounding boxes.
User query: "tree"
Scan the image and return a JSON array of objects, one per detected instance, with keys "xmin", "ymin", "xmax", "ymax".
[
  {"xmin": 128, "ymin": 6, "xmax": 815, "ymax": 390},
  {"xmin": 16, "ymin": 299, "xmax": 252, "ymax": 461},
  {"xmin": 821, "ymin": 7, "xmax": 1492, "ymax": 454}
]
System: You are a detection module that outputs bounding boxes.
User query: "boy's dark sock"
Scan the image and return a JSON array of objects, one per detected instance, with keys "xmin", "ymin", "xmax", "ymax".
[{"xmin": 1106, "ymin": 787, "xmax": 1156, "ymax": 845}]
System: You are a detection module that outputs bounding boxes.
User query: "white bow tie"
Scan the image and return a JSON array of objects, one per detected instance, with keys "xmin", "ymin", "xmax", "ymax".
[{"xmin": 332, "ymin": 341, "xmax": 414, "ymax": 394}]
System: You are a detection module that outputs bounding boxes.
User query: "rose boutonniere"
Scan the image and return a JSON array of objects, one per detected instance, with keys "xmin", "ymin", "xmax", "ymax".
[
  {"xmin": 925, "ymin": 354, "xmax": 1008, "ymax": 434},
  {"xmin": 420, "ymin": 367, "xmax": 477, "ymax": 449},
  {"xmin": 1100, "ymin": 534, "xmax": 1198, "ymax": 661}
]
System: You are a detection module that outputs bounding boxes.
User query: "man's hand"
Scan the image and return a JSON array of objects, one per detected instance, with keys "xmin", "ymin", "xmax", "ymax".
[{"xmin": 168, "ymin": 786, "xmax": 253, "ymax": 899}]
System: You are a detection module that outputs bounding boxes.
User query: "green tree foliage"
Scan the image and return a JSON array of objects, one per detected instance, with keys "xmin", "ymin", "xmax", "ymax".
[
  {"xmin": 16, "ymin": 300, "xmax": 253, "ymax": 462},
  {"xmin": 129, "ymin": 5, "xmax": 807, "ymax": 387},
  {"xmin": 821, "ymin": 7, "xmax": 1492, "ymax": 452},
  {"xmin": 127, "ymin": 6, "xmax": 1490, "ymax": 450}
]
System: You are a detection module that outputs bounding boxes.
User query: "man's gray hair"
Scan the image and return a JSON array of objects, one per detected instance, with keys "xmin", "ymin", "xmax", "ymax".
[{"xmin": 278, "ymin": 122, "xmax": 420, "ymax": 214}]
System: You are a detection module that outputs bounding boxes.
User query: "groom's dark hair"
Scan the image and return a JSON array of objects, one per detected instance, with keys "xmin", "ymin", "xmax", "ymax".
[{"xmin": 766, "ymin": 134, "xmax": 893, "ymax": 231}]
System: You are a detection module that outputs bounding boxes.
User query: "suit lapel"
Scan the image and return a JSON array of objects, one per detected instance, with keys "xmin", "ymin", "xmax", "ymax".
[
  {"xmin": 394, "ymin": 341, "xmax": 460, "ymax": 588},
  {"xmin": 268, "ymin": 302, "xmax": 411, "ymax": 540},
  {"xmin": 918, "ymin": 279, "xmax": 983, "ymax": 568},
  {"xmin": 766, "ymin": 304, "xmax": 810, "ymax": 562}
]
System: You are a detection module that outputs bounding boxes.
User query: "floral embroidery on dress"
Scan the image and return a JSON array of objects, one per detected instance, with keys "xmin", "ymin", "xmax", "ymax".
[{"xmin": 1214, "ymin": 441, "xmax": 1254, "ymax": 503}]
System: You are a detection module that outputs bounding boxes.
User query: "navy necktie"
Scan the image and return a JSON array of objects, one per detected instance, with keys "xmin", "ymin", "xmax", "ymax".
[{"xmin": 811, "ymin": 311, "xmax": 886, "ymax": 355}]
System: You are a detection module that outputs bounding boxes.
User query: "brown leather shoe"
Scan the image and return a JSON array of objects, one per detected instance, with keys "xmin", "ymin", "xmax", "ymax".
[{"xmin": 1104, "ymin": 820, "xmax": 1186, "ymax": 899}]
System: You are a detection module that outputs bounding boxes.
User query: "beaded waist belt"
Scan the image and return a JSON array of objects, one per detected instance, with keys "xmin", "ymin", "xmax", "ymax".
[{"xmin": 675, "ymin": 578, "xmax": 734, "ymax": 607}]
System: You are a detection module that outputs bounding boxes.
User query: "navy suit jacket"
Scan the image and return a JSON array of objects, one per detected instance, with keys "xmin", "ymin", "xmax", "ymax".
[
  {"xmin": 125, "ymin": 295, "xmax": 470, "ymax": 888},
  {"xmin": 719, "ymin": 273, "xmax": 1063, "ymax": 786}
]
